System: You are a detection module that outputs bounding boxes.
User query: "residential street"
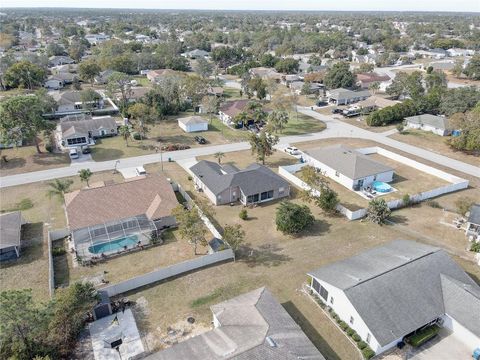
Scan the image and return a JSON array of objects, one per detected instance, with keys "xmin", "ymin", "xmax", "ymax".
[{"xmin": 0, "ymin": 108, "xmax": 478, "ymax": 188}]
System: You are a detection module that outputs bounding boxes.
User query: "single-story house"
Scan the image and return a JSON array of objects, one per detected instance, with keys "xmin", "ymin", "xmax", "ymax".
[
  {"xmin": 94, "ymin": 69, "xmax": 115, "ymax": 85},
  {"xmin": 356, "ymin": 72, "xmax": 391, "ymax": 90},
  {"xmin": 282, "ymin": 74, "xmax": 302, "ymax": 86},
  {"xmin": 64, "ymin": 175, "xmax": 178, "ymax": 259},
  {"xmin": 447, "ymin": 48, "xmax": 475, "ymax": 57},
  {"xmin": 146, "ymin": 69, "xmax": 179, "ymax": 83},
  {"xmin": 298, "ymin": 62, "xmax": 326, "ymax": 75},
  {"xmin": 327, "ymin": 88, "xmax": 371, "ymax": 105},
  {"xmin": 308, "ymin": 240, "xmax": 480, "ymax": 355},
  {"xmin": 144, "ymin": 287, "xmax": 325, "ymax": 360},
  {"xmin": 181, "ymin": 49, "xmax": 209, "ymax": 59},
  {"xmin": 218, "ymin": 99, "xmax": 251, "ymax": 125},
  {"xmin": 249, "ymin": 67, "xmax": 283, "ymax": 82},
  {"xmin": 85, "ymin": 33, "xmax": 110, "ymax": 45},
  {"xmin": 426, "ymin": 61, "xmax": 455, "ymax": 71},
  {"xmin": 48, "ymin": 55, "xmax": 75, "ymax": 67},
  {"xmin": 44, "ymin": 77, "xmax": 64, "ymax": 90},
  {"xmin": 0, "ymin": 211, "xmax": 25, "ymax": 261},
  {"xmin": 56, "ymin": 115, "xmax": 118, "ymax": 149},
  {"xmin": 290, "ymin": 81, "xmax": 324, "ymax": 95},
  {"xmin": 115, "ymin": 87, "xmax": 149, "ymax": 103},
  {"xmin": 52, "ymin": 90, "xmax": 104, "ymax": 116},
  {"xmin": 178, "ymin": 116, "xmax": 209, "ymax": 133},
  {"xmin": 207, "ymin": 86, "xmax": 224, "ymax": 97},
  {"xmin": 404, "ymin": 114, "xmax": 452, "ymax": 136},
  {"xmin": 303, "ymin": 144, "xmax": 394, "ymax": 191},
  {"xmin": 190, "ymin": 160, "xmax": 290, "ymax": 205},
  {"xmin": 466, "ymin": 204, "xmax": 480, "ymax": 242},
  {"xmin": 356, "ymin": 96, "xmax": 398, "ymax": 112}
]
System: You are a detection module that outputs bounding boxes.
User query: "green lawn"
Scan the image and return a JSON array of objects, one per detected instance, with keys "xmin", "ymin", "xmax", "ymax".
[
  {"xmin": 223, "ymin": 87, "xmax": 242, "ymax": 99},
  {"xmin": 282, "ymin": 112, "xmax": 326, "ymax": 136},
  {"xmin": 132, "ymin": 75, "xmax": 152, "ymax": 87}
]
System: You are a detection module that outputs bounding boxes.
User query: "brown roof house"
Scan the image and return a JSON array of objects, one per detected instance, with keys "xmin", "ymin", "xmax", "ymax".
[
  {"xmin": 0, "ymin": 211, "xmax": 26, "ymax": 261},
  {"xmin": 65, "ymin": 175, "xmax": 178, "ymax": 259},
  {"xmin": 218, "ymin": 99, "xmax": 251, "ymax": 125}
]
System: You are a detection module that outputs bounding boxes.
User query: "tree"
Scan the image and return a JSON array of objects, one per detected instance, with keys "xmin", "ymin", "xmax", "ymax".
[
  {"xmin": 300, "ymin": 165, "xmax": 338, "ymax": 213},
  {"xmin": 128, "ymin": 103, "xmax": 153, "ymax": 139},
  {"xmin": 78, "ymin": 60, "xmax": 101, "ymax": 86},
  {"xmin": 248, "ymin": 77, "xmax": 267, "ymax": 100},
  {"xmin": 452, "ymin": 59, "xmax": 464, "ymax": 78},
  {"xmin": 172, "ymin": 205, "xmax": 207, "ymax": 255},
  {"xmin": 324, "ymin": 61, "xmax": 355, "ymax": 89},
  {"xmin": 275, "ymin": 201, "xmax": 315, "ymax": 235},
  {"xmin": 316, "ymin": 187, "xmax": 339, "ymax": 214},
  {"xmin": 193, "ymin": 57, "xmax": 213, "ymax": 78},
  {"xmin": 368, "ymin": 82, "xmax": 380, "ymax": 95},
  {"xmin": 448, "ymin": 109, "xmax": 480, "ymax": 152},
  {"xmin": 425, "ymin": 71, "xmax": 447, "ymax": 93},
  {"xmin": 440, "ymin": 86, "xmax": 480, "ymax": 116},
  {"xmin": 46, "ymin": 43, "xmax": 65, "ymax": 57},
  {"xmin": 118, "ymin": 125, "xmax": 131, "ymax": 147},
  {"xmin": 267, "ymin": 111, "xmax": 289, "ymax": 134},
  {"xmin": 183, "ymin": 76, "xmax": 208, "ymax": 112},
  {"xmin": 46, "ymin": 179, "xmax": 73, "ymax": 203},
  {"xmin": 0, "ymin": 95, "xmax": 55, "ymax": 153},
  {"xmin": 464, "ymin": 55, "xmax": 480, "ymax": 80},
  {"xmin": 3, "ymin": 61, "xmax": 46, "ymax": 89},
  {"xmin": 386, "ymin": 71, "xmax": 424, "ymax": 100},
  {"xmin": 222, "ymin": 224, "xmax": 245, "ymax": 255},
  {"xmin": 78, "ymin": 169, "xmax": 92, "ymax": 187},
  {"xmin": 367, "ymin": 198, "xmax": 391, "ymax": 225},
  {"xmin": 200, "ymin": 95, "xmax": 219, "ymax": 121},
  {"xmin": 80, "ymin": 89, "xmax": 101, "ymax": 111},
  {"xmin": 249, "ymin": 130, "xmax": 279, "ymax": 165},
  {"xmin": 274, "ymin": 58, "xmax": 299, "ymax": 74},
  {"xmin": 214, "ymin": 152, "xmax": 225, "ymax": 164},
  {"xmin": 106, "ymin": 72, "xmax": 133, "ymax": 115}
]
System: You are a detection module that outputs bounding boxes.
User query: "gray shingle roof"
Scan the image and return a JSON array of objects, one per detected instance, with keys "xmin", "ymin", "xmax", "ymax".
[
  {"xmin": 468, "ymin": 204, "xmax": 480, "ymax": 225},
  {"xmin": 405, "ymin": 114, "xmax": 450, "ymax": 130},
  {"xmin": 60, "ymin": 116, "xmax": 117, "ymax": 138},
  {"xmin": 190, "ymin": 161, "xmax": 289, "ymax": 197},
  {"xmin": 144, "ymin": 287, "xmax": 325, "ymax": 360},
  {"xmin": 328, "ymin": 88, "xmax": 370, "ymax": 101},
  {"xmin": 177, "ymin": 116, "xmax": 208, "ymax": 126},
  {"xmin": 308, "ymin": 240, "xmax": 480, "ymax": 347},
  {"xmin": 305, "ymin": 145, "xmax": 393, "ymax": 180}
]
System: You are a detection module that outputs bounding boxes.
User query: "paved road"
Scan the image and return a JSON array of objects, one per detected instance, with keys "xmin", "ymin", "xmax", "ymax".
[{"xmin": 0, "ymin": 108, "xmax": 478, "ymax": 188}]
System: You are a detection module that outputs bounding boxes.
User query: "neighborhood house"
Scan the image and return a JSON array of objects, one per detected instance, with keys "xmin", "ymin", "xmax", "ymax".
[
  {"xmin": 303, "ymin": 144, "xmax": 394, "ymax": 191},
  {"xmin": 64, "ymin": 175, "xmax": 178, "ymax": 260},
  {"xmin": 218, "ymin": 99, "xmax": 251, "ymax": 125},
  {"xmin": 56, "ymin": 115, "xmax": 118, "ymax": 149},
  {"xmin": 177, "ymin": 116, "xmax": 209, "ymax": 133},
  {"xmin": 145, "ymin": 287, "xmax": 325, "ymax": 360},
  {"xmin": 308, "ymin": 240, "xmax": 480, "ymax": 355},
  {"xmin": 327, "ymin": 88, "xmax": 371, "ymax": 105},
  {"xmin": 190, "ymin": 160, "xmax": 290, "ymax": 205},
  {"xmin": 52, "ymin": 90, "xmax": 104, "ymax": 116},
  {"xmin": 404, "ymin": 114, "xmax": 452, "ymax": 136},
  {"xmin": 466, "ymin": 204, "xmax": 480, "ymax": 242},
  {"xmin": 0, "ymin": 211, "xmax": 25, "ymax": 261}
]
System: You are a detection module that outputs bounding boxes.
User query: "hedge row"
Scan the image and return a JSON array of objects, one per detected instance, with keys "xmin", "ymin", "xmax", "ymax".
[{"xmin": 366, "ymin": 99, "xmax": 417, "ymax": 126}]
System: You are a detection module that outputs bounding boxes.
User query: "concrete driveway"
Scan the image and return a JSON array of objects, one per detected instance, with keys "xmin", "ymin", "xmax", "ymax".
[{"xmin": 407, "ymin": 328, "xmax": 471, "ymax": 360}]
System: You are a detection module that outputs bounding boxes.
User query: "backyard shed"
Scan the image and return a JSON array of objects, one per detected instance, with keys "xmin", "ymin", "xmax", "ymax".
[
  {"xmin": 0, "ymin": 211, "xmax": 25, "ymax": 261},
  {"xmin": 178, "ymin": 116, "xmax": 209, "ymax": 133}
]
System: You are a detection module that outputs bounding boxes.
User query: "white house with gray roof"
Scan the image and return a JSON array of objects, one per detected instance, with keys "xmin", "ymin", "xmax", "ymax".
[
  {"xmin": 307, "ymin": 240, "xmax": 480, "ymax": 355},
  {"xmin": 466, "ymin": 204, "xmax": 480, "ymax": 242},
  {"xmin": 327, "ymin": 88, "xmax": 370, "ymax": 105},
  {"xmin": 56, "ymin": 115, "xmax": 117, "ymax": 149},
  {"xmin": 405, "ymin": 114, "xmax": 452, "ymax": 136},
  {"xmin": 303, "ymin": 145, "xmax": 394, "ymax": 191},
  {"xmin": 144, "ymin": 287, "xmax": 325, "ymax": 360},
  {"xmin": 190, "ymin": 160, "xmax": 290, "ymax": 205}
]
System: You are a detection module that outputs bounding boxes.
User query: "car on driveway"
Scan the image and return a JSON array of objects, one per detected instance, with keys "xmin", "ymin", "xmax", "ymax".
[
  {"xmin": 194, "ymin": 136, "xmax": 206, "ymax": 144},
  {"xmin": 284, "ymin": 146, "xmax": 300, "ymax": 155},
  {"xmin": 69, "ymin": 148, "xmax": 79, "ymax": 159},
  {"xmin": 81, "ymin": 146, "xmax": 91, "ymax": 154}
]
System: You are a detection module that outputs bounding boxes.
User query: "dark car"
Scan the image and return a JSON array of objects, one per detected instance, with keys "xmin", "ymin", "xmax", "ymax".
[
  {"xmin": 194, "ymin": 136, "xmax": 206, "ymax": 144},
  {"xmin": 316, "ymin": 101, "xmax": 328, "ymax": 107},
  {"xmin": 82, "ymin": 146, "xmax": 91, "ymax": 154},
  {"xmin": 331, "ymin": 108, "xmax": 343, "ymax": 114}
]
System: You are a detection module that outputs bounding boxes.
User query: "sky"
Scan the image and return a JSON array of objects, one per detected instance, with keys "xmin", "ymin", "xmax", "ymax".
[{"xmin": 1, "ymin": 0, "xmax": 479, "ymax": 12}]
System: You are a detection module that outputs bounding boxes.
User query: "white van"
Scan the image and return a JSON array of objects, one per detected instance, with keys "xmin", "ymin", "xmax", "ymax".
[
  {"xmin": 69, "ymin": 148, "xmax": 79, "ymax": 159},
  {"xmin": 135, "ymin": 166, "xmax": 146, "ymax": 176}
]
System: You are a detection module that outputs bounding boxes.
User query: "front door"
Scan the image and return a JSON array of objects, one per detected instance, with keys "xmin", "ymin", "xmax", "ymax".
[{"xmin": 358, "ymin": 179, "xmax": 364, "ymax": 188}]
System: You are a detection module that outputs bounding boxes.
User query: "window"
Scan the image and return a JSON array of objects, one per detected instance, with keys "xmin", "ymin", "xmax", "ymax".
[
  {"xmin": 366, "ymin": 333, "xmax": 371, "ymax": 344},
  {"xmin": 247, "ymin": 194, "xmax": 260, "ymax": 203},
  {"xmin": 330, "ymin": 297, "xmax": 334, "ymax": 304},
  {"xmin": 312, "ymin": 278, "xmax": 329, "ymax": 301},
  {"xmin": 260, "ymin": 190, "xmax": 274, "ymax": 201},
  {"xmin": 349, "ymin": 316, "xmax": 354, "ymax": 325},
  {"xmin": 335, "ymin": 171, "xmax": 339, "ymax": 177}
]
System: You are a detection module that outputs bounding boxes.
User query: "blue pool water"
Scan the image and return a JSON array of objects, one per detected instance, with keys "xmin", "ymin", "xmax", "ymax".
[
  {"xmin": 88, "ymin": 235, "xmax": 138, "ymax": 254},
  {"xmin": 372, "ymin": 181, "xmax": 392, "ymax": 193}
]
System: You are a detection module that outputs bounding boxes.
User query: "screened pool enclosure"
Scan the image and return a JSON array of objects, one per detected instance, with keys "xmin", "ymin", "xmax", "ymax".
[{"xmin": 72, "ymin": 214, "xmax": 162, "ymax": 259}]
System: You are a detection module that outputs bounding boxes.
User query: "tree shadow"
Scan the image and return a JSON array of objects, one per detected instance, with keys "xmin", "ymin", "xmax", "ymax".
[
  {"xmin": 32, "ymin": 152, "xmax": 69, "ymax": 166},
  {"xmin": 238, "ymin": 243, "xmax": 292, "ymax": 268},
  {"xmin": 0, "ymin": 157, "xmax": 26, "ymax": 170},
  {"xmin": 91, "ymin": 148, "xmax": 124, "ymax": 161},
  {"xmin": 53, "ymin": 252, "xmax": 70, "ymax": 288},
  {"xmin": 298, "ymin": 218, "xmax": 332, "ymax": 238},
  {"xmin": 387, "ymin": 214, "xmax": 409, "ymax": 225},
  {"xmin": 282, "ymin": 301, "xmax": 341, "ymax": 360}
]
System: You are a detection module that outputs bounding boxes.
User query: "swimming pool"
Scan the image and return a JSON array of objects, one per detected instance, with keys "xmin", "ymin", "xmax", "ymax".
[
  {"xmin": 372, "ymin": 181, "xmax": 392, "ymax": 193},
  {"xmin": 88, "ymin": 235, "xmax": 138, "ymax": 254}
]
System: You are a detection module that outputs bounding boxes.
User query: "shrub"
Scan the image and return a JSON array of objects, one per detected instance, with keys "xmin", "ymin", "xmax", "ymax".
[
  {"xmin": 470, "ymin": 242, "xmax": 480, "ymax": 253},
  {"xmin": 406, "ymin": 325, "xmax": 440, "ymax": 347},
  {"xmin": 338, "ymin": 321, "xmax": 349, "ymax": 331},
  {"xmin": 352, "ymin": 333, "xmax": 361, "ymax": 342},
  {"xmin": 346, "ymin": 328, "xmax": 355, "ymax": 336},
  {"xmin": 132, "ymin": 132, "xmax": 142, "ymax": 140},
  {"xmin": 362, "ymin": 347, "xmax": 375, "ymax": 359},
  {"xmin": 427, "ymin": 200, "xmax": 441, "ymax": 208},
  {"xmin": 239, "ymin": 209, "xmax": 248, "ymax": 220},
  {"xmin": 402, "ymin": 194, "xmax": 411, "ymax": 207},
  {"xmin": 367, "ymin": 198, "xmax": 391, "ymax": 225},
  {"xmin": 275, "ymin": 201, "xmax": 315, "ymax": 234},
  {"xmin": 396, "ymin": 122, "xmax": 405, "ymax": 133},
  {"xmin": 357, "ymin": 341, "xmax": 368, "ymax": 350},
  {"xmin": 52, "ymin": 247, "xmax": 66, "ymax": 257},
  {"xmin": 455, "ymin": 197, "xmax": 474, "ymax": 216},
  {"xmin": 187, "ymin": 176, "xmax": 193, "ymax": 181},
  {"xmin": 45, "ymin": 142, "xmax": 54, "ymax": 153}
]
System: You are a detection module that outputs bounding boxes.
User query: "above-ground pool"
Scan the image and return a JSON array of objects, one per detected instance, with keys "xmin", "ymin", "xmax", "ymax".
[
  {"xmin": 372, "ymin": 181, "xmax": 392, "ymax": 193},
  {"xmin": 88, "ymin": 235, "xmax": 138, "ymax": 254}
]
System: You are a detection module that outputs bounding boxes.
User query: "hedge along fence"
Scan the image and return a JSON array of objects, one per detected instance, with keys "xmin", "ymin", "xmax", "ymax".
[
  {"xmin": 47, "ymin": 228, "xmax": 70, "ymax": 298},
  {"xmin": 279, "ymin": 147, "xmax": 469, "ymax": 221},
  {"xmin": 101, "ymin": 248, "xmax": 234, "ymax": 297}
]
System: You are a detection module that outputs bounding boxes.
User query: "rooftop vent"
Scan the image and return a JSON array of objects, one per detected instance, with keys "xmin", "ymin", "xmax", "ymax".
[
  {"xmin": 346, "ymin": 274, "xmax": 361, "ymax": 282},
  {"xmin": 266, "ymin": 336, "xmax": 277, "ymax": 347}
]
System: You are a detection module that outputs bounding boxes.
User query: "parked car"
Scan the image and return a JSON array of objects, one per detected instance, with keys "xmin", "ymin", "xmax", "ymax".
[
  {"xmin": 194, "ymin": 136, "xmax": 206, "ymax": 144},
  {"xmin": 135, "ymin": 166, "xmax": 146, "ymax": 176},
  {"xmin": 284, "ymin": 146, "xmax": 300, "ymax": 155},
  {"xmin": 316, "ymin": 100, "xmax": 328, "ymax": 107},
  {"xmin": 69, "ymin": 148, "xmax": 79, "ymax": 159},
  {"xmin": 82, "ymin": 146, "xmax": 91, "ymax": 154},
  {"xmin": 331, "ymin": 108, "xmax": 343, "ymax": 114}
]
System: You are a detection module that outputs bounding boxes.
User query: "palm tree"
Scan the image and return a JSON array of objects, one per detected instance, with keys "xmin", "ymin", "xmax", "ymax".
[
  {"xmin": 118, "ymin": 125, "xmax": 131, "ymax": 147},
  {"xmin": 234, "ymin": 111, "xmax": 250, "ymax": 128},
  {"xmin": 214, "ymin": 152, "xmax": 225, "ymax": 164},
  {"xmin": 47, "ymin": 179, "xmax": 73, "ymax": 203},
  {"xmin": 78, "ymin": 168, "xmax": 93, "ymax": 187}
]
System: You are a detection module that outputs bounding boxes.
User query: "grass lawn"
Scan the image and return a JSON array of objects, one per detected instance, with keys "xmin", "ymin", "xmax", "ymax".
[
  {"xmin": 390, "ymin": 129, "xmax": 480, "ymax": 167},
  {"xmin": 223, "ymin": 87, "xmax": 242, "ymax": 100},
  {"xmin": 337, "ymin": 115, "xmax": 398, "ymax": 133},
  {"xmin": 0, "ymin": 144, "xmax": 70, "ymax": 176},
  {"xmin": 282, "ymin": 112, "xmax": 326, "ymax": 136},
  {"xmin": 132, "ymin": 76, "xmax": 152, "ymax": 87}
]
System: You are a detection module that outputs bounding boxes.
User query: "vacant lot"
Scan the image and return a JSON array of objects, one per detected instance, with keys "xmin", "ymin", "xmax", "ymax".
[
  {"xmin": 0, "ymin": 144, "xmax": 70, "ymax": 176},
  {"xmin": 390, "ymin": 130, "xmax": 480, "ymax": 167},
  {"xmin": 337, "ymin": 115, "xmax": 398, "ymax": 133}
]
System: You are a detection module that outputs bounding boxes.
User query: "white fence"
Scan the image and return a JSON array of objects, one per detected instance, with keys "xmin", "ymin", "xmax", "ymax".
[
  {"xmin": 101, "ymin": 248, "xmax": 234, "ymax": 297},
  {"xmin": 47, "ymin": 228, "xmax": 70, "ymax": 298},
  {"xmin": 279, "ymin": 147, "xmax": 469, "ymax": 221}
]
